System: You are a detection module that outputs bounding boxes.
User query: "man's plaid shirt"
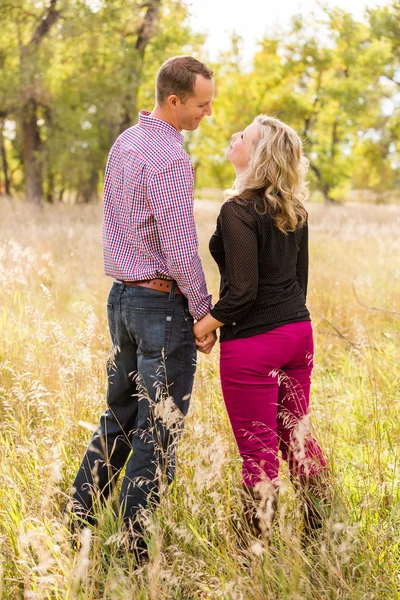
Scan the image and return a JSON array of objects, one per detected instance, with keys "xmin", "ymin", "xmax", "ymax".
[{"xmin": 103, "ymin": 110, "xmax": 212, "ymax": 320}]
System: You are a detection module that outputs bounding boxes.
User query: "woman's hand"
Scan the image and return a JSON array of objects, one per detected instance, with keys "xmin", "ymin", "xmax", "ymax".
[
  {"xmin": 192, "ymin": 313, "xmax": 224, "ymax": 354},
  {"xmin": 194, "ymin": 330, "xmax": 217, "ymax": 354}
]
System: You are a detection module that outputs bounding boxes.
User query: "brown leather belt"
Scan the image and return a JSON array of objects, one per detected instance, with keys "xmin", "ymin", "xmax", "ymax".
[{"xmin": 119, "ymin": 278, "xmax": 183, "ymax": 295}]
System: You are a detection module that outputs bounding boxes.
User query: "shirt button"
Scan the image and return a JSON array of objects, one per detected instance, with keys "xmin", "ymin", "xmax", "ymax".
[{"xmin": 232, "ymin": 322, "xmax": 236, "ymax": 325}]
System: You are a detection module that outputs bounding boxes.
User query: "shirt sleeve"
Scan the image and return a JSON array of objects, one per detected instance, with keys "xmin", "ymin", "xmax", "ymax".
[
  {"xmin": 148, "ymin": 159, "xmax": 212, "ymax": 320},
  {"xmin": 296, "ymin": 221, "xmax": 309, "ymax": 300},
  {"xmin": 210, "ymin": 201, "xmax": 258, "ymax": 325}
]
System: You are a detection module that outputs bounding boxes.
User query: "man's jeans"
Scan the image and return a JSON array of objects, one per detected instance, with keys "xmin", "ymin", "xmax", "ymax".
[{"xmin": 71, "ymin": 281, "xmax": 197, "ymax": 534}]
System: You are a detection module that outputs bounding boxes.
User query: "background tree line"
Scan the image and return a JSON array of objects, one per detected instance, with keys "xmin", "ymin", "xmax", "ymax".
[{"xmin": 0, "ymin": 0, "xmax": 399, "ymax": 204}]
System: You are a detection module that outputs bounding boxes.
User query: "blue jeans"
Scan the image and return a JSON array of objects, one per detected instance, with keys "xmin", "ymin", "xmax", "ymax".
[{"xmin": 71, "ymin": 281, "xmax": 197, "ymax": 536}]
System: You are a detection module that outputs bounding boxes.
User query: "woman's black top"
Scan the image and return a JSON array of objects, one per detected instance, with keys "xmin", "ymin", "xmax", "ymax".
[{"xmin": 209, "ymin": 198, "xmax": 310, "ymax": 342}]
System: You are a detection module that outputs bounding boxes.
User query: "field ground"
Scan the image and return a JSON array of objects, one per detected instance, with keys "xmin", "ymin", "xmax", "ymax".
[{"xmin": 0, "ymin": 198, "xmax": 399, "ymax": 599}]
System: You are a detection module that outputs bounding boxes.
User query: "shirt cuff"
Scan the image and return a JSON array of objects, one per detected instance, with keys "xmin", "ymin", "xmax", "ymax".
[
  {"xmin": 210, "ymin": 306, "xmax": 229, "ymax": 326},
  {"xmin": 192, "ymin": 294, "xmax": 213, "ymax": 320}
]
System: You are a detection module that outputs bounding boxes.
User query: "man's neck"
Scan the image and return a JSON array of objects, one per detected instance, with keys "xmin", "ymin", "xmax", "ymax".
[{"xmin": 150, "ymin": 106, "xmax": 181, "ymax": 132}]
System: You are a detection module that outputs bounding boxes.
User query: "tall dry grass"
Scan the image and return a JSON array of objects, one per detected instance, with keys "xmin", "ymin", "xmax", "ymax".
[{"xmin": 0, "ymin": 197, "xmax": 399, "ymax": 599}]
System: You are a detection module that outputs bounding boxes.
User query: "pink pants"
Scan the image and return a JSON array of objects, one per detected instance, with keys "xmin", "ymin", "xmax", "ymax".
[{"xmin": 220, "ymin": 321, "xmax": 326, "ymax": 488}]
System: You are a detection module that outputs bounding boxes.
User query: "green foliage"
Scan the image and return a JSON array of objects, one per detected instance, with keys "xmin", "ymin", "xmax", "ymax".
[
  {"xmin": 0, "ymin": 0, "xmax": 199, "ymax": 201},
  {"xmin": 0, "ymin": 0, "xmax": 399, "ymax": 202},
  {"xmin": 190, "ymin": 5, "xmax": 399, "ymax": 201}
]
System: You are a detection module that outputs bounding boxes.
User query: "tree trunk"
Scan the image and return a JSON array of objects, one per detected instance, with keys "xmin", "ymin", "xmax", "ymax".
[
  {"xmin": 322, "ymin": 186, "xmax": 338, "ymax": 204},
  {"xmin": 119, "ymin": 0, "xmax": 161, "ymax": 133},
  {"xmin": 310, "ymin": 162, "xmax": 338, "ymax": 204},
  {"xmin": 0, "ymin": 120, "xmax": 11, "ymax": 196},
  {"xmin": 45, "ymin": 170, "xmax": 55, "ymax": 203},
  {"xmin": 19, "ymin": 0, "xmax": 61, "ymax": 203},
  {"xmin": 22, "ymin": 99, "xmax": 43, "ymax": 203},
  {"xmin": 43, "ymin": 106, "xmax": 55, "ymax": 202},
  {"xmin": 80, "ymin": 168, "xmax": 99, "ymax": 203}
]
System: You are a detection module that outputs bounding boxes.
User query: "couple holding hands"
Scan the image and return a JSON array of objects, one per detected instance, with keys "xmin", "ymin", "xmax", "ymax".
[{"xmin": 69, "ymin": 56, "xmax": 329, "ymax": 557}]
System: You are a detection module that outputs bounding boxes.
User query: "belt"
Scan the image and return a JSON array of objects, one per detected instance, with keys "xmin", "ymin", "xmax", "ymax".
[{"xmin": 118, "ymin": 278, "xmax": 183, "ymax": 295}]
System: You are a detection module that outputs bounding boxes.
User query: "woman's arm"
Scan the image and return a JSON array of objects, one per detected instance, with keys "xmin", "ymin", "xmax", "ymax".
[
  {"xmin": 193, "ymin": 313, "xmax": 224, "ymax": 340},
  {"xmin": 209, "ymin": 200, "xmax": 259, "ymax": 325},
  {"xmin": 296, "ymin": 221, "xmax": 308, "ymax": 300},
  {"xmin": 194, "ymin": 201, "xmax": 258, "ymax": 342}
]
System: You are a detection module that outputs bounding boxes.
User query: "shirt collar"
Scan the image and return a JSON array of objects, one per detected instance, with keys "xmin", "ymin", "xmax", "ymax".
[{"xmin": 138, "ymin": 110, "xmax": 184, "ymax": 145}]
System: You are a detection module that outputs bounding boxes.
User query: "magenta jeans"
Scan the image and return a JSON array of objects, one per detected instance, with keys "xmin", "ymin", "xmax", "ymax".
[{"xmin": 220, "ymin": 321, "xmax": 326, "ymax": 488}]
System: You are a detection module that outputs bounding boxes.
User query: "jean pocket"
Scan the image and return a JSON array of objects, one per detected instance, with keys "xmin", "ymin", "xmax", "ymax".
[
  {"xmin": 182, "ymin": 305, "xmax": 194, "ymax": 323},
  {"xmin": 126, "ymin": 307, "xmax": 173, "ymax": 357},
  {"xmin": 107, "ymin": 303, "xmax": 117, "ymax": 346}
]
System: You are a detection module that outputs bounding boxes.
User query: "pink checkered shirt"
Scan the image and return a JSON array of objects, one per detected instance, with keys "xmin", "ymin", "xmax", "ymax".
[{"xmin": 103, "ymin": 110, "xmax": 212, "ymax": 320}]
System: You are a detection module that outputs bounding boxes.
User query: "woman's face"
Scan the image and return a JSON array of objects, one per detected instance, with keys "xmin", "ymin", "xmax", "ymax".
[{"xmin": 225, "ymin": 121, "xmax": 260, "ymax": 172}]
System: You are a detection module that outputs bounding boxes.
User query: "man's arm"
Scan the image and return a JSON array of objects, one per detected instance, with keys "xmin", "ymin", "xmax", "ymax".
[{"xmin": 148, "ymin": 159, "xmax": 212, "ymax": 320}]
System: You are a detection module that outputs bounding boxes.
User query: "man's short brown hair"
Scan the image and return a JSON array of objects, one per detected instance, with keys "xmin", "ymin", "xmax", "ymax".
[{"xmin": 156, "ymin": 56, "xmax": 214, "ymax": 105}]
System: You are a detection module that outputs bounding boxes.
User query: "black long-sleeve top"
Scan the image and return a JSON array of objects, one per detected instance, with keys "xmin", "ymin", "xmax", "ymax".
[{"xmin": 209, "ymin": 199, "xmax": 310, "ymax": 342}]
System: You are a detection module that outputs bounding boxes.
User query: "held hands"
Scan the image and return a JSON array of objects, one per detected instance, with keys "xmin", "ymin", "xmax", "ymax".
[
  {"xmin": 194, "ymin": 330, "xmax": 217, "ymax": 355},
  {"xmin": 193, "ymin": 313, "xmax": 223, "ymax": 355}
]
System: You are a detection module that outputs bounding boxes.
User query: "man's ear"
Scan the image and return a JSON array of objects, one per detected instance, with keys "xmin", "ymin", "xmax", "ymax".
[{"xmin": 167, "ymin": 95, "xmax": 179, "ymax": 109}]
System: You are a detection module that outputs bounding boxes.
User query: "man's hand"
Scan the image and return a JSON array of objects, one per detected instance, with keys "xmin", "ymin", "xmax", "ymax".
[
  {"xmin": 194, "ymin": 331, "xmax": 217, "ymax": 355},
  {"xmin": 192, "ymin": 312, "xmax": 222, "ymax": 355}
]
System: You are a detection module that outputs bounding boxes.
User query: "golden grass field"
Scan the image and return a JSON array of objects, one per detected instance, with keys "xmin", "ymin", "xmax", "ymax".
[{"xmin": 0, "ymin": 198, "xmax": 399, "ymax": 599}]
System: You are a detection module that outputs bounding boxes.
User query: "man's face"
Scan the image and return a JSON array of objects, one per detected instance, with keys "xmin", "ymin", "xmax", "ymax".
[{"xmin": 174, "ymin": 75, "xmax": 214, "ymax": 131}]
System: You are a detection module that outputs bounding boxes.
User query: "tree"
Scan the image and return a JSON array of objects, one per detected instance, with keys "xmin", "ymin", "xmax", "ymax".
[
  {"xmin": 0, "ymin": 1, "xmax": 398, "ymax": 203},
  {"xmin": 366, "ymin": 1, "xmax": 400, "ymax": 191},
  {"xmin": 0, "ymin": 0, "xmax": 62, "ymax": 203},
  {"xmin": 192, "ymin": 8, "xmax": 397, "ymax": 202},
  {"xmin": 0, "ymin": 0, "xmax": 197, "ymax": 202}
]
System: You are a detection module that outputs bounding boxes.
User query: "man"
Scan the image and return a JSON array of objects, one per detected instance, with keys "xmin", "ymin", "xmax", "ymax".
[{"xmin": 70, "ymin": 56, "xmax": 216, "ymax": 555}]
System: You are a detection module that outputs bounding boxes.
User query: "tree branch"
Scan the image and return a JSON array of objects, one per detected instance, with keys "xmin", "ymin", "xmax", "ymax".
[
  {"xmin": 135, "ymin": 0, "xmax": 161, "ymax": 53},
  {"xmin": 352, "ymin": 283, "xmax": 400, "ymax": 316},
  {"xmin": 315, "ymin": 312, "xmax": 377, "ymax": 351},
  {"xmin": 381, "ymin": 74, "xmax": 400, "ymax": 88},
  {"xmin": 315, "ymin": 312, "xmax": 357, "ymax": 347},
  {"xmin": 310, "ymin": 162, "xmax": 322, "ymax": 180},
  {"xmin": 29, "ymin": 0, "xmax": 61, "ymax": 48},
  {"xmin": 303, "ymin": 71, "xmax": 323, "ymax": 140}
]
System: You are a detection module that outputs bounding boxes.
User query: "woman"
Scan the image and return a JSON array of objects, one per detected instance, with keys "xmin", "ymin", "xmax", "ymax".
[{"xmin": 193, "ymin": 115, "xmax": 329, "ymax": 542}]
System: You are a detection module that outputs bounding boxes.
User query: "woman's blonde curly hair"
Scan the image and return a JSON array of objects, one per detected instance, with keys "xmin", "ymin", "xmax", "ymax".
[{"xmin": 225, "ymin": 115, "xmax": 309, "ymax": 233}]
